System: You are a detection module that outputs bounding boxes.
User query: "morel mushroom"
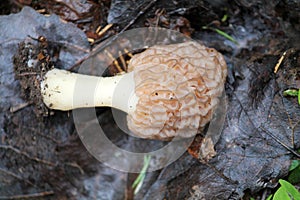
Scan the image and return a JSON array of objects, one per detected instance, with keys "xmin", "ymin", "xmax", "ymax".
[
  {"xmin": 127, "ymin": 42, "xmax": 227, "ymax": 139},
  {"xmin": 19, "ymin": 41, "xmax": 227, "ymax": 140}
]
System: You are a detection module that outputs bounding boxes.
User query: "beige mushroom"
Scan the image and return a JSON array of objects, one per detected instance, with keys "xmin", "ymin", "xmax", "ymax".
[{"xmin": 41, "ymin": 41, "xmax": 227, "ymax": 140}]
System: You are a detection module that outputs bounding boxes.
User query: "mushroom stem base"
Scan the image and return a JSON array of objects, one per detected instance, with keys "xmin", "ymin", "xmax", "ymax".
[{"xmin": 41, "ymin": 69, "xmax": 137, "ymax": 113}]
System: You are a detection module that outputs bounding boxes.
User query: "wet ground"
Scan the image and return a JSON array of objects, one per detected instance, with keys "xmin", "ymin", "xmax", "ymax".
[{"xmin": 0, "ymin": 0, "xmax": 300, "ymax": 199}]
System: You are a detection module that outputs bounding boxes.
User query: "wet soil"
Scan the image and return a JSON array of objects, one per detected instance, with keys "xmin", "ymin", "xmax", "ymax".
[
  {"xmin": 13, "ymin": 39, "xmax": 54, "ymax": 116},
  {"xmin": 1, "ymin": 0, "xmax": 300, "ymax": 200}
]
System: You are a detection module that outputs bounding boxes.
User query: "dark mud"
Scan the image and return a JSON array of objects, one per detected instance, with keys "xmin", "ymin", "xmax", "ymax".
[
  {"xmin": 13, "ymin": 39, "xmax": 54, "ymax": 116},
  {"xmin": 1, "ymin": 1, "xmax": 300, "ymax": 200}
]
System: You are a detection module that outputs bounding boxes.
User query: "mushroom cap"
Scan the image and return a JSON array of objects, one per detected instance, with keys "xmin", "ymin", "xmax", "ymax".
[{"xmin": 127, "ymin": 41, "xmax": 227, "ymax": 140}]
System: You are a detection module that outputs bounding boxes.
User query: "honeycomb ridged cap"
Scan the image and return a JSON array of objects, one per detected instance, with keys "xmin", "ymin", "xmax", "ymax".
[{"xmin": 127, "ymin": 41, "xmax": 227, "ymax": 140}]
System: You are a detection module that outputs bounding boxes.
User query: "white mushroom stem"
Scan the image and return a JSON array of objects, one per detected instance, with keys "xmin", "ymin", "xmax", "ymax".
[{"xmin": 40, "ymin": 68, "xmax": 138, "ymax": 113}]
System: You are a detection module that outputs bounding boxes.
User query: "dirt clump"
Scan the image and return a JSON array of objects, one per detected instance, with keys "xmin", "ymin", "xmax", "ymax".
[{"xmin": 13, "ymin": 37, "xmax": 57, "ymax": 116}]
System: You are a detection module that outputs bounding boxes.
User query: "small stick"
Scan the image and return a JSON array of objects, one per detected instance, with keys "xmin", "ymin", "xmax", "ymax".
[
  {"xmin": 259, "ymin": 126, "xmax": 300, "ymax": 158},
  {"xmin": 88, "ymin": 38, "xmax": 95, "ymax": 44},
  {"xmin": 25, "ymin": 126, "xmax": 61, "ymax": 144},
  {"xmin": 10, "ymin": 102, "xmax": 30, "ymax": 113},
  {"xmin": 119, "ymin": 50, "xmax": 127, "ymax": 71},
  {"xmin": 0, "ymin": 191, "xmax": 54, "ymax": 200},
  {"xmin": 17, "ymin": 72, "xmax": 38, "ymax": 76},
  {"xmin": 64, "ymin": 162, "xmax": 84, "ymax": 175},
  {"xmin": 274, "ymin": 51, "xmax": 287, "ymax": 73},
  {"xmin": 105, "ymin": 49, "xmax": 124, "ymax": 73},
  {"xmin": 201, "ymin": 161, "xmax": 238, "ymax": 185},
  {"xmin": 0, "ymin": 145, "xmax": 56, "ymax": 167},
  {"xmin": 95, "ymin": 25, "xmax": 102, "ymax": 34},
  {"xmin": 97, "ymin": 24, "xmax": 113, "ymax": 37},
  {"xmin": 36, "ymin": 9, "xmax": 47, "ymax": 14},
  {"xmin": 0, "ymin": 167, "xmax": 35, "ymax": 186},
  {"xmin": 124, "ymin": 48, "xmax": 134, "ymax": 58}
]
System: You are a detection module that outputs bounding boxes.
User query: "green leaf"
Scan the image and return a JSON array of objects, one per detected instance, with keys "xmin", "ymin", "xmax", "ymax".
[
  {"xmin": 221, "ymin": 14, "xmax": 228, "ymax": 22},
  {"xmin": 298, "ymin": 89, "xmax": 300, "ymax": 105},
  {"xmin": 132, "ymin": 155, "xmax": 151, "ymax": 194},
  {"xmin": 284, "ymin": 89, "xmax": 300, "ymax": 105},
  {"xmin": 288, "ymin": 165, "xmax": 300, "ymax": 184},
  {"xmin": 266, "ymin": 194, "xmax": 273, "ymax": 200},
  {"xmin": 133, "ymin": 173, "xmax": 145, "ymax": 194},
  {"xmin": 283, "ymin": 89, "xmax": 299, "ymax": 97},
  {"xmin": 273, "ymin": 187, "xmax": 291, "ymax": 200},
  {"xmin": 202, "ymin": 26, "xmax": 239, "ymax": 45},
  {"xmin": 289, "ymin": 160, "xmax": 300, "ymax": 171},
  {"xmin": 213, "ymin": 28, "xmax": 239, "ymax": 45},
  {"xmin": 278, "ymin": 179, "xmax": 300, "ymax": 200}
]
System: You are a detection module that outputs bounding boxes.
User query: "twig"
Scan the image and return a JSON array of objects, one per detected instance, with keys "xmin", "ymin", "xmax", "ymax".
[
  {"xmin": 0, "ymin": 191, "xmax": 54, "ymax": 200},
  {"xmin": 119, "ymin": 51, "xmax": 127, "ymax": 71},
  {"xmin": 274, "ymin": 51, "xmax": 287, "ymax": 73},
  {"xmin": 0, "ymin": 167, "xmax": 34, "ymax": 186},
  {"xmin": 65, "ymin": 162, "xmax": 84, "ymax": 175},
  {"xmin": 201, "ymin": 161, "xmax": 238, "ymax": 185},
  {"xmin": 36, "ymin": 8, "xmax": 46, "ymax": 14},
  {"xmin": 28, "ymin": 35, "xmax": 90, "ymax": 54},
  {"xmin": 31, "ymin": 130, "xmax": 61, "ymax": 144},
  {"xmin": 105, "ymin": 49, "xmax": 124, "ymax": 73},
  {"xmin": 53, "ymin": 0, "xmax": 81, "ymax": 17},
  {"xmin": 97, "ymin": 24, "xmax": 113, "ymax": 37},
  {"xmin": 281, "ymin": 91, "xmax": 300, "ymax": 148},
  {"xmin": 17, "ymin": 72, "xmax": 39, "ymax": 76},
  {"xmin": 0, "ymin": 144, "xmax": 87, "ymax": 174},
  {"xmin": 0, "ymin": 145, "xmax": 56, "ymax": 167},
  {"xmin": 124, "ymin": 48, "xmax": 134, "ymax": 58},
  {"xmin": 88, "ymin": 38, "xmax": 95, "ymax": 44},
  {"xmin": 21, "ymin": 125, "xmax": 61, "ymax": 144},
  {"xmin": 10, "ymin": 102, "xmax": 30, "ymax": 113},
  {"xmin": 259, "ymin": 126, "xmax": 300, "ymax": 158},
  {"xmin": 95, "ymin": 25, "xmax": 102, "ymax": 34}
]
